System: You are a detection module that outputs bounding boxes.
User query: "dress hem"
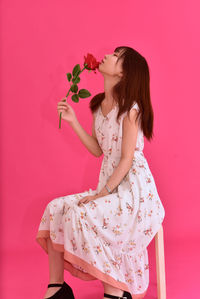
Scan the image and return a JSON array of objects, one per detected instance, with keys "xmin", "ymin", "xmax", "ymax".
[{"xmin": 36, "ymin": 229, "xmax": 148, "ymax": 299}]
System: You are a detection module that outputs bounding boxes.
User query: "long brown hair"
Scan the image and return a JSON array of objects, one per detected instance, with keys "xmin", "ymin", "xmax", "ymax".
[{"xmin": 89, "ymin": 46, "xmax": 154, "ymax": 141}]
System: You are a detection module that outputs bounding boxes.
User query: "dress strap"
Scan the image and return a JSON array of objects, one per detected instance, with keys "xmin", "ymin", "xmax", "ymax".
[{"xmin": 131, "ymin": 102, "xmax": 139, "ymax": 111}]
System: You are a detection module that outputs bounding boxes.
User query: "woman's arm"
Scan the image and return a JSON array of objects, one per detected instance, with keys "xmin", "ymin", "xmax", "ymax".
[
  {"xmin": 98, "ymin": 108, "xmax": 139, "ymax": 196},
  {"xmin": 69, "ymin": 113, "xmax": 103, "ymax": 157}
]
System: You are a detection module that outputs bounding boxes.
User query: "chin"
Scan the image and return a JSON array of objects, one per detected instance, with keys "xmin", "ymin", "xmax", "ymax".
[{"xmin": 97, "ymin": 65, "xmax": 103, "ymax": 73}]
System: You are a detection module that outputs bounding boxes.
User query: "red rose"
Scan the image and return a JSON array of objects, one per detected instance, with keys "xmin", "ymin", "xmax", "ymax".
[
  {"xmin": 84, "ymin": 53, "xmax": 100, "ymax": 71},
  {"xmin": 59, "ymin": 52, "xmax": 100, "ymax": 128}
]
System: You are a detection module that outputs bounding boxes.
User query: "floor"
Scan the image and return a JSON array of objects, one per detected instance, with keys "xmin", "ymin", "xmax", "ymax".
[{"xmin": 1, "ymin": 237, "xmax": 199, "ymax": 299}]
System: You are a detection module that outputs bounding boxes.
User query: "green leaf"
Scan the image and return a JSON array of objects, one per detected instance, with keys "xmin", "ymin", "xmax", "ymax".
[
  {"xmin": 66, "ymin": 73, "xmax": 72, "ymax": 82},
  {"xmin": 72, "ymin": 94, "xmax": 79, "ymax": 102},
  {"xmin": 72, "ymin": 64, "xmax": 81, "ymax": 77},
  {"xmin": 72, "ymin": 76, "xmax": 80, "ymax": 84},
  {"xmin": 78, "ymin": 89, "xmax": 91, "ymax": 98},
  {"xmin": 70, "ymin": 84, "xmax": 78, "ymax": 93}
]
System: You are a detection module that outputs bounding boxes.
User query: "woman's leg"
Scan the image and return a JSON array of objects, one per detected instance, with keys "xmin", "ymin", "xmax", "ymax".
[
  {"xmin": 101, "ymin": 281, "xmax": 124, "ymax": 299},
  {"xmin": 43, "ymin": 237, "xmax": 64, "ymax": 299}
]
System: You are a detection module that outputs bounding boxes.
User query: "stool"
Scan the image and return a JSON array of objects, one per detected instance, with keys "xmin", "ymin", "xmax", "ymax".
[{"xmin": 155, "ymin": 224, "xmax": 166, "ymax": 299}]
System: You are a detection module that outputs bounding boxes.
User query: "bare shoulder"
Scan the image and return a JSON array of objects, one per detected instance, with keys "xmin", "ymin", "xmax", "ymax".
[
  {"xmin": 121, "ymin": 108, "xmax": 139, "ymax": 160},
  {"xmin": 123, "ymin": 107, "xmax": 139, "ymax": 124}
]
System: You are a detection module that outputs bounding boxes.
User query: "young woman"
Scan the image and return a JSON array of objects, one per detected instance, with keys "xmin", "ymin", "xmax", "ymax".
[{"xmin": 36, "ymin": 46, "xmax": 165, "ymax": 299}]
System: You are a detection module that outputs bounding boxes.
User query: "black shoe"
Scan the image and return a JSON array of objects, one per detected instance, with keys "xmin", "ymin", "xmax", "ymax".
[
  {"xmin": 44, "ymin": 281, "xmax": 75, "ymax": 299},
  {"xmin": 104, "ymin": 290, "xmax": 132, "ymax": 299}
]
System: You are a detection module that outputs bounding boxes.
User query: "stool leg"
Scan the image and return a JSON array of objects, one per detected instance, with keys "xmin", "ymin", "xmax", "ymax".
[{"xmin": 155, "ymin": 224, "xmax": 166, "ymax": 299}]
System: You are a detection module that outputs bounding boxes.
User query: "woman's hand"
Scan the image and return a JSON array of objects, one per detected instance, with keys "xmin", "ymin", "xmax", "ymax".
[
  {"xmin": 57, "ymin": 97, "xmax": 77, "ymax": 124},
  {"xmin": 77, "ymin": 194, "xmax": 102, "ymax": 206}
]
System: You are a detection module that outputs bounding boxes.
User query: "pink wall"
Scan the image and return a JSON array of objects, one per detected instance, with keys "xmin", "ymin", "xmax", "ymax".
[
  {"xmin": 1, "ymin": 0, "xmax": 200, "ymax": 253},
  {"xmin": 1, "ymin": 0, "xmax": 200, "ymax": 298}
]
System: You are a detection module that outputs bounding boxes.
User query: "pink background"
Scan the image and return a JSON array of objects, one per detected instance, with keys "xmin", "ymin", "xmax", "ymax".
[{"xmin": 1, "ymin": 0, "xmax": 200, "ymax": 298}]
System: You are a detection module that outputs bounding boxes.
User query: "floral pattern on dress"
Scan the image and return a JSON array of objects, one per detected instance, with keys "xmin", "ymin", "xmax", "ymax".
[{"xmin": 36, "ymin": 102, "xmax": 165, "ymax": 296}]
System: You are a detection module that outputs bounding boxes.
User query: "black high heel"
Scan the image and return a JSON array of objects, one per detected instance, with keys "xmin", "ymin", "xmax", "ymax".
[
  {"xmin": 104, "ymin": 290, "xmax": 132, "ymax": 299},
  {"xmin": 44, "ymin": 281, "xmax": 75, "ymax": 299}
]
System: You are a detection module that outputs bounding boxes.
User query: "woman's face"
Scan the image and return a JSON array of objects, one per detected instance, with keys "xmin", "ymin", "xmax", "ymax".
[{"xmin": 98, "ymin": 50, "xmax": 124, "ymax": 79}]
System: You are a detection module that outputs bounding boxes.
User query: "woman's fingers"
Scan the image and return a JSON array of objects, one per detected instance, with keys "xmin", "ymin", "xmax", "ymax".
[
  {"xmin": 57, "ymin": 105, "xmax": 68, "ymax": 110},
  {"xmin": 61, "ymin": 97, "xmax": 67, "ymax": 102},
  {"xmin": 57, "ymin": 103, "xmax": 68, "ymax": 108},
  {"xmin": 78, "ymin": 195, "xmax": 96, "ymax": 206},
  {"xmin": 57, "ymin": 102, "xmax": 69, "ymax": 111},
  {"xmin": 57, "ymin": 98, "xmax": 76, "ymax": 123},
  {"xmin": 78, "ymin": 197, "xmax": 88, "ymax": 206}
]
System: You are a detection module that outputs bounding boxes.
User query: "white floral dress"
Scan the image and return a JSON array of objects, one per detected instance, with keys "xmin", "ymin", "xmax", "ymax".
[{"xmin": 36, "ymin": 102, "xmax": 165, "ymax": 298}]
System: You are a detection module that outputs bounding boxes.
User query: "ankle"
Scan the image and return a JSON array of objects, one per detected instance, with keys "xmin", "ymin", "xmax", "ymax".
[{"xmin": 48, "ymin": 279, "xmax": 64, "ymax": 284}]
